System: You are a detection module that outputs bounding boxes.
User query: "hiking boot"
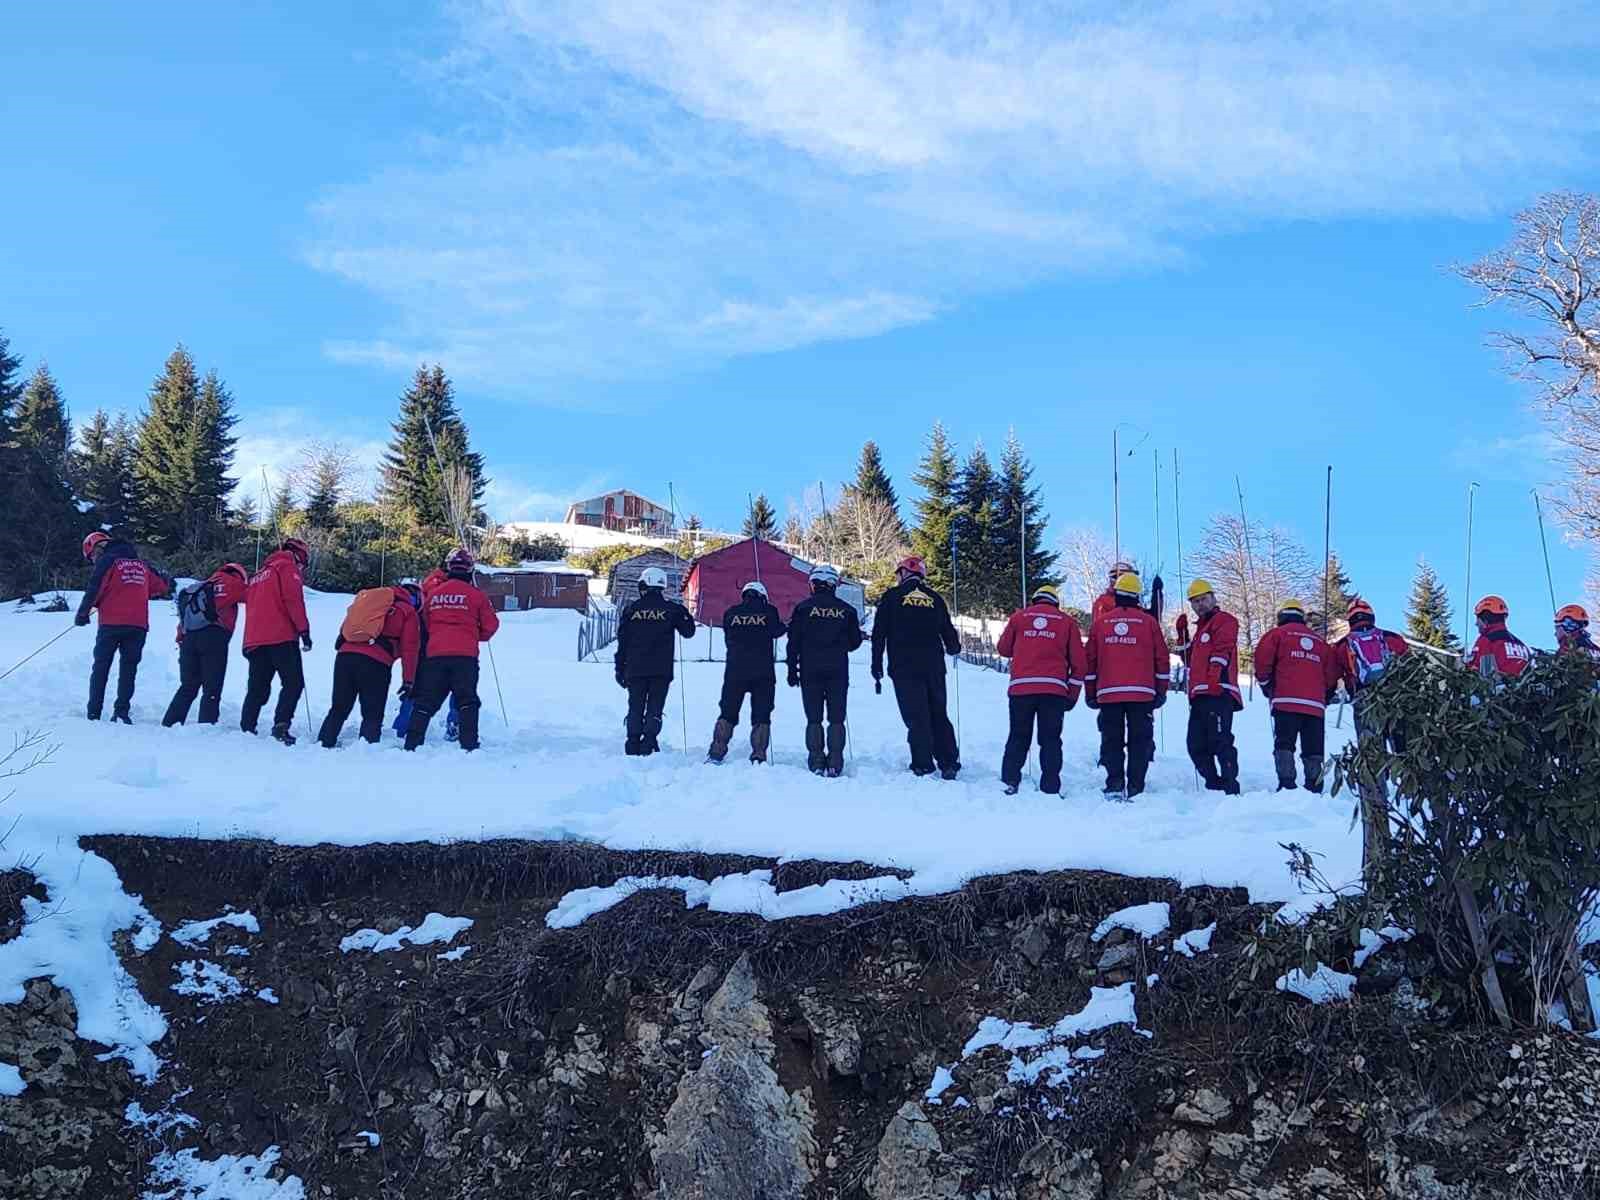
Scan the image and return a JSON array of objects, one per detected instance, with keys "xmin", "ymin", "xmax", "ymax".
[
  {"xmin": 805, "ymin": 723, "xmax": 826, "ymax": 773},
  {"xmin": 707, "ymin": 719, "xmax": 734, "ymax": 763},
  {"xmin": 749, "ymin": 724, "xmax": 771, "ymax": 764},
  {"xmin": 271, "ymin": 723, "xmax": 296, "ymax": 746},
  {"xmin": 111, "ymin": 712, "xmax": 132, "ymax": 725},
  {"xmin": 1003, "ymin": 783, "xmax": 1020, "ymax": 796},
  {"xmin": 939, "ymin": 765, "xmax": 959, "ymax": 781}
]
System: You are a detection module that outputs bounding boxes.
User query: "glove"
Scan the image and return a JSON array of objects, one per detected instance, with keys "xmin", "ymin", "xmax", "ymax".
[
  {"xmin": 1065, "ymin": 693, "xmax": 1079, "ymax": 712},
  {"xmin": 787, "ymin": 664, "xmax": 800, "ymax": 688},
  {"xmin": 398, "ymin": 683, "xmax": 412, "ymax": 701},
  {"xmin": 1154, "ymin": 690, "xmax": 1167, "ymax": 710},
  {"xmin": 74, "ymin": 613, "xmax": 90, "ymax": 627},
  {"xmin": 300, "ymin": 632, "xmax": 313, "ymax": 652},
  {"xmin": 614, "ymin": 669, "xmax": 627, "ymax": 690},
  {"xmin": 871, "ymin": 666, "xmax": 883, "ymax": 683},
  {"xmin": 874, "ymin": 679, "xmax": 882, "ymax": 695},
  {"xmin": 1325, "ymin": 688, "xmax": 1337, "ymax": 706},
  {"xmin": 1259, "ymin": 677, "xmax": 1274, "ymax": 699},
  {"xmin": 1085, "ymin": 689, "xmax": 1099, "ymax": 710}
]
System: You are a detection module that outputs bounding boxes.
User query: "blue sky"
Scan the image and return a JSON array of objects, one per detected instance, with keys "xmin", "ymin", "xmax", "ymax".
[{"xmin": 5, "ymin": 2, "xmax": 1598, "ymax": 641}]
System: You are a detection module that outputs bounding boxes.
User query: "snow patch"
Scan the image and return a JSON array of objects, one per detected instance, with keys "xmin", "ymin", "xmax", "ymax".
[
  {"xmin": 172, "ymin": 961, "xmax": 245, "ymax": 1004},
  {"xmin": 256, "ymin": 988, "xmax": 279, "ymax": 1005},
  {"xmin": 1277, "ymin": 964, "xmax": 1358, "ymax": 1004},
  {"xmin": 1092, "ymin": 902, "xmax": 1170, "ymax": 942},
  {"xmin": 126, "ymin": 1099, "xmax": 200, "ymax": 1137},
  {"xmin": 340, "ymin": 913, "xmax": 474, "ymax": 954},
  {"xmin": 142, "ymin": 1145, "xmax": 305, "ymax": 1199},
  {"xmin": 1275, "ymin": 892, "xmax": 1340, "ymax": 926},
  {"xmin": 545, "ymin": 868, "xmax": 914, "ymax": 929},
  {"xmin": 356, "ymin": 1130, "xmax": 381, "ymax": 1147},
  {"xmin": 1173, "ymin": 923, "xmax": 1216, "ymax": 957},
  {"xmin": 132, "ymin": 913, "xmax": 163, "ymax": 954},
  {"xmin": 1354, "ymin": 925, "xmax": 1412, "ymax": 969},
  {"xmin": 925, "ymin": 1064, "xmax": 955, "ymax": 1101},
  {"xmin": 172, "ymin": 911, "xmax": 259, "ymax": 947},
  {"xmin": 437, "ymin": 945, "xmax": 471, "ymax": 962},
  {"xmin": 0, "ymin": 1061, "xmax": 24, "ymax": 1095}
]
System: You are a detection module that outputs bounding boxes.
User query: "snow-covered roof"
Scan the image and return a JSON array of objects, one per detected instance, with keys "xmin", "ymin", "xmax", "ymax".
[
  {"xmin": 475, "ymin": 561, "xmax": 592, "ymax": 577},
  {"xmin": 500, "ymin": 520, "xmax": 673, "ymax": 552}
]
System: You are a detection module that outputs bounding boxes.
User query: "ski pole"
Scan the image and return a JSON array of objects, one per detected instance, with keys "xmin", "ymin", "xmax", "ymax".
[
  {"xmin": 0, "ymin": 624, "xmax": 77, "ymax": 684},
  {"xmin": 485, "ymin": 641, "xmax": 510, "ymax": 726},
  {"xmin": 669, "ymin": 481, "xmax": 689, "ymax": 757}
]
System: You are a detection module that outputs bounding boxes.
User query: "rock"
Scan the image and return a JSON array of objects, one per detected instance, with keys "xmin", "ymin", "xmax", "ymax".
[
  {"xmin": 1173, "ymin": 1087, "xmax": 1234, "ymax": 1127},
  {"xmin": 1019, "ymin": 1143, "xmax": 1104, "ymax": 1199},
  {"xmin": 1096, "ymin": 942, "xmax": 1138, "ymax": 973},
  {"xmin": 1150, "ymin": 1129, "xmax": 1207, "ymax": 1183},
  {"xmin": 1014, "ymin": 918, "xmax": 1052, "ymax": 968},
  {"xmin": 652, "ymin": 955, "xmax": 817, "ymax": 1199},
  {"xmin": 410, "ymin": 1103, "xmax": 450, "ymax": 1159},
  {"xmin": 797, "ymin": 991, "xmax": 863, "ymax": 1077},
  {"xmin": 867, "ymin": 1102, "xmax": 960, "ymax": 1200}
]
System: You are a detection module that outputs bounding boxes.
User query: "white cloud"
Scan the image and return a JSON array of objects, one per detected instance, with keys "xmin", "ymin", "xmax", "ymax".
[{"xmin": 306, "ymin": 0, "xmax": 1600, "ymax": 386}]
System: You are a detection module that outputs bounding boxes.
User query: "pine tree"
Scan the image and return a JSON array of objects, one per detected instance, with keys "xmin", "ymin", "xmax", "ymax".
[
  {"xmin": 186, "ymin": 369, "xmax": 238, "ymax": 543},
  {"xmin": 381, "ymin": 364, "xmax": 486, "ymax": 532},
  {"xmin": 1310, "ymin": 550, "xmax": 1358, "ymax": 635},
  {"xmin": 910, "ymin": 421, "xmax": 959, "ymax": 597},
  {"xmin": 993, "ymin": 430, "xmax": 1057, "ymax": 612},
  {"xmin": 0, "ymin": 329, "xmax": 24, "ymax": 591},
  {"xmin": 268, "ymin": 479, "xmax": 296, "ymax": 534},
  {"xmin": 743, "ymin": 493, "xmax": 778, "ymax": 540},
  {"xmin": 16, "ymin": 364, "xmax": 70, "ymax": 465},
  {"xmin": 4, "ymin": 363, "xmax": 87, "ymax": 592},
  {"xmin": 1405, "ymin": 558, "xmax": 1460, "ymax": 650},
  {"xmin": 854, "ymin": 441, "xmax": 901, "ymax": 532},
  {"xmin": 0, "ymin": 328, "xmax": 21, "ymax": 442},
  {"xmin": 130, "ymin": 346, "xmax": 200, "ymax": 551},
  {"xmin": 952, "ymin": 441, "xmax": 1001, "ymax": 616},
  {"xmin": 77, "ymin": 410, "xmax": 135, "ymax": 532}
]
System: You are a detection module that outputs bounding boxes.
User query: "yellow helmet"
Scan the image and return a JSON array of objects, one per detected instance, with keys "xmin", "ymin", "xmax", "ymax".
[
  {"xmin": 1187, "ymin": 578, "xmax": 1215, "ymax": 600},
  {"xmin": 1113, "ymin": 571, "xmax": 1143, "ymax": 597},
  {"xmin": 1278, "ymin": 598, "xmax": 1306, "ymax": 615},
  {"xmin": 1030, "ymin": 583, "xmax": 1061, "ymax": 605}
]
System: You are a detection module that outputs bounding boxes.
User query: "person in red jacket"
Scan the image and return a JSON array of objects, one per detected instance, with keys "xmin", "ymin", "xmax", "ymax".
[
  {"xmin": 1333, "ymin": 597, "xmax": 1411, "ymax": 762},
  {"xmin": 404, "ymin": 548, "xmax": 500, "ymax": 752},
  {"xmin": 1085, "ymin": 571, "xmax": 1168, "ymax": 799},
  {"xmin": 1254, "ymin": 599, "xmax": 1343, "ymax": 792},
  {"xmin": 74, "ymin": 531, "xmax": 172, "ymax": 722},
  {"xmin": 996, "ymin": 584, "xmax": 1085, "ymax": 796},
  {"xmin": 161, "ymin": 562, "xmax": 249, "ymax": 727},
  {"xmin": 241, "ymin": 537, "xmax": 313, "ymax": 744},
  {"xmin": 1555, "ymin": 604, "xmax": 1600, "ymax": 667},
  {"xmin": 318, "ymin": 586, "xmax": 422, "ymax": 747},
  {"xmin": 1464, "ymin": 595, "xmax": 1531, "ymax": 680},
  {"xmin": 1181, "ymin": 578, "xmax": 1242, "ymax": 794},
  {"xmin": 1090, "ymin": 560, "xmax": 1135, "ymax": 625}
]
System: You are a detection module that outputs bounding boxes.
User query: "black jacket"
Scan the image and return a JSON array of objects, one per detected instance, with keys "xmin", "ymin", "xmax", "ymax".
[
  {"xmin": 616, "ymin": 589, "xmax": 696, "ymax": 681},
  {"xmin": 722, "ymin": 595, "xmax": 786, "ymax": 682},
  {"xmin": 871, "ymin": 577, "xmax": 961, "ymax": 679},
  {"xmin": 786, "ymin": 587, "xmax": 863, "ymax": 677}
]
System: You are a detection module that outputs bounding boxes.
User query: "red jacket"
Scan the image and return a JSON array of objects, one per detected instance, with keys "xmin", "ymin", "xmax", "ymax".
[
  {"xmin": 1465, "ymin": 621, "xmax": 1531, "ymax": 679},
  {"xmin": 1185, "ymin": 609, "xmax": 1241, "ymax": 708},
  {"xmin": 84, "ymin": 548, "xmax": 170, "ymax": 629},
  {"xmin": 420, "ymin": 572, "xmax": 500, "ymax": 658},
  {"xmin": 996, "ymin": 603, "xmax": 1086, "ymax": 701},
  {"xmin": 175, "ymin": 568, "xmax": 248, "ymax": 643},
  {"xmin": 1334, "ymin": 627, "xmax": 1409, "ymax": 693},
  {"xmin": 243, "ymin": 550, "xmax": 310, "ymax": 652},
  {"xmin": 339, "ymin": 587, "xmax": 422, "ymax": 686},
  {"xmin": 1254, "ymin": 619, "xmax": 1342, "ymax": 717},
  {"xmin": 1091, "ymin": 591, "xmax": 1116, "ymax": 624},
  {"xmin": 1086, "ymin": 603, "xmax": 1168, "ymax": 705}
]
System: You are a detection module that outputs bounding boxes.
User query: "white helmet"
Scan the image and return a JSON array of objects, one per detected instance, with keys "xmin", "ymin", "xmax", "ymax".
[
  {"xmin": 639, "ymin": 566, "xmax": 669, "ymax": 590},
  {"xmin": 809, "ymin": 563, "xmax": 839, "ymax": 586},
  {"xmin": 741, "ymin": 580, "xmax": 768, "ymax": 599}
]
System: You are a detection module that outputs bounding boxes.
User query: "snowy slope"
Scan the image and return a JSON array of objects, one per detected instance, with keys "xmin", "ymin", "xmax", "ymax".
[{"xmin": 0, "ymin": 590, "xmax": 1360, "ymax": 902}]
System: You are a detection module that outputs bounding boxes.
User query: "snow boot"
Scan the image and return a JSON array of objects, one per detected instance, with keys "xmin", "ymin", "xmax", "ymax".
[
  {"xmin": 1003, "ymin": 783, "xmax": 1020, "ymax": 796},
  {"xmin": 749, "ymin": 723, "xmax": 770, "ymax": 764},
  {"xmin": 1303, "ymin": 756, "xmax": 1325, "ymax": 794},
  {"xmin": 805, "ymin": 723, "xmax": 826, "ymax": 774},
  {"xmin": 111, "ymin": 710, "xmax": 133, "ymax": 725},
  {"xmin": 910, "ymin": 765, "xmax": 936, "ymax": 778},
  {"xmin": 939, "ymin": 765, "xmax": 959, "ymax": 781},
  {"xmin": 707, "ymin": 719, "xmax": 734, "ymax": 763},
  {"xmin": 825, "ymin": 723, "xmax": 846, "ymax": 777},
  {"xmin": 1103, "ymin": 787, "xmax": 1130, "ymax": 803},
  {"xmin": 1274, "ymin": 750, "xmax": 1297, "ymax": 791},
  {"xmin": 86, "ymin": 706, "xmax": 100, "ymax": 721},
  {"xmin": 271, "ymin": 723, "xmax": 297, "ymax": 746}
]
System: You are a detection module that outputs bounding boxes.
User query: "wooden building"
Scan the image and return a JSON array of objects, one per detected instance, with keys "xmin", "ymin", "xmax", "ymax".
[
  {"xmin": 472, "ymin": 563, "xmax": 590, "ymax": 612},
  {"xmin": 563, "ymin": 489, "xmax": 675, "ymax": 536},
  {"xmin": 607, "ymin": 549, "xmax": 690, "ymax": 611}
]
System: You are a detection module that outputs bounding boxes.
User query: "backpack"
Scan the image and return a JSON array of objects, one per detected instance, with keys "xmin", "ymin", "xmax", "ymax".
[
  {"xmin": 1348, "ymin": 628, "xmax": 1392, "ymax": 687},
  {"xmin": 177, "ymin": 581, "xmax": 219, "ymax": 633},
  {"xmin": 341, "ymin": 588, "xmax": 396, "ymax": 645}
]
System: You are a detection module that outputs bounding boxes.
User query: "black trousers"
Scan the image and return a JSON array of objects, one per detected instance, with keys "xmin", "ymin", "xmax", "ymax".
[
  {"xmin": 891, "ymin": 673, "xmax": 959, "ymax": 774},
  {"xmin": 1272, "ymin": 710, "xmax": 1326, "ymax": 758},
  {"xmin": 406, "ymin": 656, "xmax": 481, "ymax": 750},
  {"xmin": 241, "ymin": 642, "xmax": 304, "ymax": 734},
  {"xmin": 89, "ymin": 626, "xmax": 147, "ymax": 718},
  {"xmin": 163, "ymin": 626, "xmax": 231, "ymax": 726},
  {"xmin": 625, "ymin": 676, "xmax": 672, "ymax": 755},
  {"xmin": 1186, "ymin": 695, "xmax": 1239, "ymax": 788},
  {"xmin": 319, "ymin": 654, "xmax": 393, "ymax": 747},
  {"xmin": 718, "ymin": 675, "xmax": 775, "ymax": 726},
  {"xmin": 800, "ymin": 668, "xmax": 849, "ymax": 772},
  {"xmin": 1098, "ymin": 701, "xmax": 1155, "ymax": 791},
  {"xmin": 1001, "ymin": 693, "xmax": 1067, "ymax": 792}
]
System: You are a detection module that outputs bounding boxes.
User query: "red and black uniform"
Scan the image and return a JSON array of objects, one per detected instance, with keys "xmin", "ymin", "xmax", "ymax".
[
  {"xmin": 872, "ymin": 576, "xmax": 963, "ymax": 778},
  {"xmin": 75, "ymin": 539, "xmax": 171, "ymax": 720},
  {"xmin": 319, "ymin": 589, "xmax": 423, "ymax": 747},
  {"xmin": 1334, "ymin": 622, "xmax": 1411, "ymax": 757},
  {"xmin": 996, "ymin": 602, "xmax": 1086, "ymax": 794},
  {"xmin": 1255, "ymin": 615, "xmax": 1343, "ymax": 791},
  {"xmin": 1183, "ymin": 607, "xmax": 1241, "ymax": 793},
  {"xmin": 241, "ymin": 549, "xmax": 312, "ymax": 738},
  {"xmin": 1086, "ymin": 598, "xmax": 1168, "ymax": 796},
  {"xmin": 1465, "ymin": 620, "xmax": 1531, "ymax": 680},
  {"xmin": 162, "ymin": 567, "xmax": 248, "ymax": 727},
  {"xmin": 405, "ymin": 570, "xmax": 500, "ymax": 752}
]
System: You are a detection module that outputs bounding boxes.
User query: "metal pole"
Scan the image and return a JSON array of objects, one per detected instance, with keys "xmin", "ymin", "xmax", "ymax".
[
  {"xmin": 1019, "ymin": 503, "xmax": 1028, "ymax": 611},
  {"xmin": 256, "ymin": 467, "xmax": 270, "ymax": 571},
  {"xmin": 950, "ymin": 527, "xmax": 962, "ymax": 749},
  {"xmin": 1323, "ymin": 466, "xmax": 1333, "ymax": 638},
  {"xmin": 1235, "ymin": 476, "xmax": 1258, "ymax": 703},
  {"xmin": 1112, "ymin": 430, "xmax": 1120, "ymax": 563},
  {"xmin": 669, "ymin": 481, "xmax": 689, "ymax": 757},
  {"xmin": 0, "ymin": 624, "xmax": 77, "ymax": 684},
  {"xmin": 1464, "ymin": 482, "xmax": 1479, "ymax": 649},
  {"xmin": 1534, "ymin": 489, "xmax": 1558, "ymax": 615},
  {"xmin": 378, "ymin": 490, "xmax": 389, "ymax": 586},
  {"xmin": 1174, "ymin": 450, "xmax": 1185, "ymax": 600},
  {"xmin": 1154, "ymin": 449, "xmax": 1164, "ymax": 752}
]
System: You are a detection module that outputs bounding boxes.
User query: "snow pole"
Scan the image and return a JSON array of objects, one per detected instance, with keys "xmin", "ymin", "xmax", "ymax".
[
  {"xmin": 1533, "ymin": 489, "xmax": 1558, "ymax": 616},
  {"xmin": 0, "ymin": 624, "xmax": 76, "ymax": 685},
  {"xmin": 1174, "ymin": 448, "xmax": 1196, "ymax": 790},
  {"xmin": 1112, "ymin": 429, "xmax": 1120, "ymax": 563},
  {"xmin": 1235, "ymin": 476, "xmax": 1258, "ymax": 704},
  {"xmin": 1154, "ymin": 450, "xmax": 1164, "ymax": 752},
  {"xmin": 950, "ymin": 526, "xmax": 962, "ymax": 750},
  {"xmin": 1464, "ymin": 482, "xmax": 1479, "ymax": 649},
  {"xmin": 668, "ymin": 481, "xmax": 689, "ymax": 757},
  {"xmin": 1323, "ymin": 466, "xmax": 1332, "ymax": 638},
  {"xmin": 255, "ymin": 467, "xmax": 270, "ymax": 571}
]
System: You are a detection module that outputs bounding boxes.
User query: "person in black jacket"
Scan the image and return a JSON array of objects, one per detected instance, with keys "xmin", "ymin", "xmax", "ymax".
[
  {"xmin": 615, "ymin": 566, "xmax": 696, "ymax": 755},
  {"xmin": 785, "ymin": 564, "xmax": 863, "ymax": 776},
  {"xmin": 708, "ymin": 580, "xmax": 786, "ymax": 763},
  {"xmin": 872, "ymin": 555, "xmax": 963, "ymax": 778}
]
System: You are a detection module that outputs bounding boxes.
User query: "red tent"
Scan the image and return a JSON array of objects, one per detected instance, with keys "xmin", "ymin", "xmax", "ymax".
[{"xmin": 683, "ymin": 539, "xmax": 865, "ymax": 625}]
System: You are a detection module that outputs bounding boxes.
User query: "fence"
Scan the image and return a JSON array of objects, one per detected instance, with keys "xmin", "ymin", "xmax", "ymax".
[
  {"xmin": 577, "ymin": 596, "xmax": 619, "ymax": 662},
  {"xmin": 953, "ymin": 616, "xmax": 1008, "ymax": 673}
]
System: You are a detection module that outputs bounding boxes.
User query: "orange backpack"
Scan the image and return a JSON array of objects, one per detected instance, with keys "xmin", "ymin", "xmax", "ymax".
[{"xmin": 341, "ymin": 588, "xmax": 395, "ymax": 645}]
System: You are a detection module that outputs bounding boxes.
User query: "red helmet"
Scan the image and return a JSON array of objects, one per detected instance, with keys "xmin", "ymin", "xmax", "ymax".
[
  {"xmin": 82, "ymin": 531, "xmax": 110, "ymax": 561},
  {"xmin": 280, "ymin": 537, "xmax": 310, "ymax": 567},
  {"xmin": 1475, "ymin": 594, "xmax": 1509, "ymax": 618},
  {"xmin": 447, "ymin": 547, "xmax": 476, "ymax": 573},
  {"xmin": 218, "ymin": 562, "xmax": 249, "ymax": 584},
  {"xmin": 1347, "ymin": 598, "xmax": 1374, "ymax": 621},
  {"xmin": 897, "ymin": 555, "xmax": 927, "ymax": 578}
]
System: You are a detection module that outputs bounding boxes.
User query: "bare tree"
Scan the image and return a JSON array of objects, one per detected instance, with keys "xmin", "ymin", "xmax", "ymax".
[
  {"xmin": 294, "ymin": 441, "xmax": 360, "ymax": 527},
  {"xmin": 1458, "ymin": 193, "xmax": 1600, "ymax": 536},
  {"xmin": 1056, "ymin": 525, "xmax": 1114, "ymax": 612},
  {"xmin": 833, "ymin": 488, "xmax": 907, "ymax": 567},
  {"xmin": 1189, "ymin": 514, "xmax": 1317, "ymax": 661}
]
